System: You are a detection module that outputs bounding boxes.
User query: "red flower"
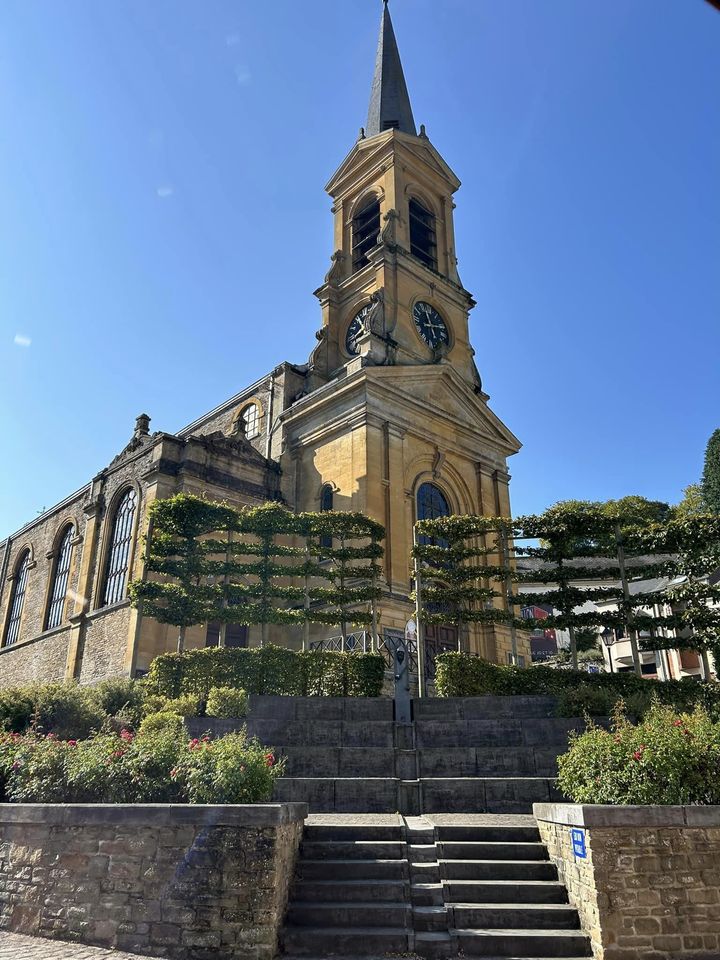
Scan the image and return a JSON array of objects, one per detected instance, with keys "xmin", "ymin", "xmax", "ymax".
[
  {"xmin": 632, "ymin": 747, "xmax": 645, "ymax": 761},
  {"xmin": 673, "ymin": 719, "xmax": 684, "ymax": 727},
  {"xmin": 120, "ymin": 729, "xmax": 134, "ymax": 742},
  {"xmin": 67, "ymin": 740, "xmax": 77, "ymax": 747},
  {"xmin": 112, "ymin": 750, "xmax": 125, "ymax": 759},
  {"xmin": 188, "ymin": 738, "xmax": 200, "ymax": 750},
  {"xmin": 265, "ymin": 753, "xmax": 275, "ymax": 768}
]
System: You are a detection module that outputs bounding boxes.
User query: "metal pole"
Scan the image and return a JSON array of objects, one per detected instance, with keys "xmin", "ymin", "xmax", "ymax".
[
  {"xmin": 608, "ymin": 644, "xmax": 614, "ymax": 674},
  {"xmin": 413, "ymin": 527, "xmax": 427, "ymax": 699},
  {"xmin": 615, "ymin": 523, "xmax": 642, "ymax": 676}
]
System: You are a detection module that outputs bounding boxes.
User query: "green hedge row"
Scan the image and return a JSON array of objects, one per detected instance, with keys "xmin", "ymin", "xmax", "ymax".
[
  {"xmin": 435, "ymin": 653, "xmax": 720, "ymax": 719},
  {"xmin": 146, "ymin": 645, "xmax": 386, "ymax": 699}
]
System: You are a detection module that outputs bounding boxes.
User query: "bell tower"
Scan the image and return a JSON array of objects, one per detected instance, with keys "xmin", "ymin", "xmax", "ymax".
[
  {"xmin": 310, "ymin": 0, "xmax": 483, "ymax": 393},
  {"xmin": 283, "ymin": 1, "xmax": 526, "ymax": 666}
]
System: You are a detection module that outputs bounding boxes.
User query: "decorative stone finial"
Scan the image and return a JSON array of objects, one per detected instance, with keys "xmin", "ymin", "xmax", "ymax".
[
  {"xmin": 134, "ymin": 413, "xmax": 151, "ymax": 439},
  {"xmin": 419, "ymin": 124, "xmax": 428, "ymax": 139}
]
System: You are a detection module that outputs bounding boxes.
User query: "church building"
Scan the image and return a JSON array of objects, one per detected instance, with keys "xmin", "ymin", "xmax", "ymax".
[{"xmin": 0, "ymin": 3, "xmax": 528, "ymax": 688}]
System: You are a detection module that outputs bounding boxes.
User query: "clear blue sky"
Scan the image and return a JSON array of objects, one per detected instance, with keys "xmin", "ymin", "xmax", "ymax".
[{"xmin": 1, "ymin": 0, "xmax": 718, "ymax": 538}]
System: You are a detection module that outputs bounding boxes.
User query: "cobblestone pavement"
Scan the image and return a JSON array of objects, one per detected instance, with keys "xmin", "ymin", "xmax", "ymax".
[{"xmin": 0, "ymin": 932, "xmax": 169, "ymax": 960}]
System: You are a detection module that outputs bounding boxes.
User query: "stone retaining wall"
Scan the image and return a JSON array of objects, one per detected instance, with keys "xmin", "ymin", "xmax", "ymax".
[
  {"xmin": 534, "ymin": 803, "xmax": 720, "ymax": 960},
  {"xmin": 0, "ymin": 802, "xmax": 307, "ymax": 960}
]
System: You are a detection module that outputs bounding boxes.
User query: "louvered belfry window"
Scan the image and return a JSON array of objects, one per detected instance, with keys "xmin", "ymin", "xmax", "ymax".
[
  {"xmin": 352, "ymin": 199, "xmax": 381, "ymax": 272},
  {"xmin": 4, "ymin": 550, "xmax": 31, "ymax": 647},
  {"xmin": 46, "ymin": 525, "xmax": 74, "ymax": 630},
  {"xmin": 102, "ymin": 489, "xmax": 137, "ymax": 606},
  {"xmin": 409, "ymin": 198, "xmax": 437, "ymax": 271}
]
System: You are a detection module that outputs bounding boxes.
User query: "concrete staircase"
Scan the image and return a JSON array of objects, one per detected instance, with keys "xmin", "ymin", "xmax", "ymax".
[
  {"xmin": 236, "ymin": 694, "xmax": 588, "ymax": 814},
  {"xmin": 279, "ymin": 815, "xmax": 592, "ymax": 959}
]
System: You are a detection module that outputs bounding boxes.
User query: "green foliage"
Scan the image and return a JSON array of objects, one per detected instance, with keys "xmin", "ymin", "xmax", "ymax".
[
  {"xmin": 88, "ymin": 678, "xmax": 146, "ymax": 726},
  {"xmin": 435, "ymin": 653, "xmax": 720, "ymax": 718},
  {"xmin": 130, "ymin": 495, "xmax": 384, "ymax": 639},
  {"xmin": 146, "ymin": 645, "xmax": 385, "ymax": 699},
  {"xmin": 27, "ymin": 683, "xmax": 106, "ymax": 740},
  {"xmin": 557, "ymin": 703, "xmax": 720, "ymax": 805},
  {"xmin": 206, "ymin": 687, "xmax": 249, "ymax": 718},
  {"xmin": 702, "ymin": 429, "xmax": 720, "ymax": 515},
  {"xmin": 173, "ymin": 730, "xmax": 283, "ymax": 804},
  {"xmin": 0, "ymin": 688, "xmax": 35, "ymax": 734},
  {"xmin": 0, "ymin": 724, "xmax": 282, "ymax": 805},
  {"xmin": 137, "ymin": 711, "xmax": 186, "ymax": 737},
  {"xmin": 674, "ymin": 483, "xmax": 707, "ymax": 518}
]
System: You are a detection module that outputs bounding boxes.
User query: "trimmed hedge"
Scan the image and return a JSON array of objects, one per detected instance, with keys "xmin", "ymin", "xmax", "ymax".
[
  {"xmin": 146, "ymin": 645, "xmax": 385, "ymax": 699},
  {"xmin": 435, "ymin": 653, "xmax": 720, "ymax": 719}
]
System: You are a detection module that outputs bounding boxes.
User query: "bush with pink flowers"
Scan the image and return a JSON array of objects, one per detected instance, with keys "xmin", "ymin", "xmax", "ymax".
[
  {"xmin": 0, "ymin": 724, "xmax": 283, "ymax": 805},
  {"xmin": 557, "ymin": 702, "xmax": 720, "ymax": 805}
]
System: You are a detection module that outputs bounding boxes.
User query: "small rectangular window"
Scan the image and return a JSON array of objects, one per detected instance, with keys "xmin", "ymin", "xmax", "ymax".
[
  {"xmin": 409, "ymin": 198, "xmax": 437, "ymax": 271},
  {"xmin": 352, "ymin": 200, "xmax": 381, "ymax": 272}
]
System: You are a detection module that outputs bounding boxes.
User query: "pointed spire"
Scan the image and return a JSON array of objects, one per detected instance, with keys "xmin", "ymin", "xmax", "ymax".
[{"xmin": 366, "ymin": 0, "xmax": 417, "ymax": 138}]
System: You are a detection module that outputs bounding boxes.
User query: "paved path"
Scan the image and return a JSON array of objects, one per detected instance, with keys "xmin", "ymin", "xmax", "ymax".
[{"xmin": 0, "ymin": 932, "xmax": 168, "ymax": 960}]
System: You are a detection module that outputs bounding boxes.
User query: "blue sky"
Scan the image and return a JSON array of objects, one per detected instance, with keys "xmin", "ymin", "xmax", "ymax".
[{"xmin": 1, "ymin": 0, "xmax": 718, "ymax": 537}]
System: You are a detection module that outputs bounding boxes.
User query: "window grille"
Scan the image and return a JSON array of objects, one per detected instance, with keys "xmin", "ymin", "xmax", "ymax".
[
  {"xmin": 241, "ymin": 404, "xmax": 260, "ymax": 439},
  {"xmin": 102, "ymin": 489, "xmax": 137, "ymax": 606},
  {"xmin": 319, "ymin": 485, "xmax": 334, "ymax": 550},
  {"xmin": 46, "ymin": 525, "xmax": 74, "ymax": 630},
  {"xmin": 409, "ymin": 198, "xmax": 437, "ymax": 271},
  {"xmin": 352, "ymin": 199, "xmax": 381, "ymax": 272},
  {"xmin": 4, "ymin": 551, "xmax": 31, "ymax": 647}
]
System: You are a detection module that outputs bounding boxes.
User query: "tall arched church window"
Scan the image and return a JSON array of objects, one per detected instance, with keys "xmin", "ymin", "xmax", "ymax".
[
  {"xmin": 416, "ymin": 482, "xmax": 451, "ymax": 548},
  {"xmin": 319, "ymin": 484, "xmax": 334, "ymax": 550},
  {"xmin": 46, "ymin": 525, "xmax": 74, "ymax": 630},
  {"xmin": 4, "ymin": 550, "xmax": 31, "ymax": 647},
  {"xmin": 241, "ymin": 403, "xmax": 260, "ymax": 439},
  {"xmin": 409, "ymin": 198, "xmax": 437, "ymax": 271},
  {"xmin": 352, "ymin": 198, "xmax": 381, "ymax": 272},
  {"xmin": 102, "ymin": 489, "xmax": 137, "ymax": 606}
]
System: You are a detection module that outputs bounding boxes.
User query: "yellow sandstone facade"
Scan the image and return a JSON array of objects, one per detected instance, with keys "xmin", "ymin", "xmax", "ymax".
[{"xmin": 0, "ymin": 4, "xmax": 528, "ymax": 686}]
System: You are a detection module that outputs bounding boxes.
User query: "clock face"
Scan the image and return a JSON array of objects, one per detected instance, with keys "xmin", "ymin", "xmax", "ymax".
[
  {"xmin": 346, "ymin": 303, "xmax": 372, "ymax": 355},
  {"xmin": 413, "ymin": 301, "xmax": 449, "ymax": 349}
]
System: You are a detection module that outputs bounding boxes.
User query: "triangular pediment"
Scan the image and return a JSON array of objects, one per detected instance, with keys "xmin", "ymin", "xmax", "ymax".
[
  {"xmin": 326, "ymin": 129, "xmax": 459, "ymax": 198},
  {"xmin": 367, "ymin": 364, "xmax": 521, "ymax": 457}
]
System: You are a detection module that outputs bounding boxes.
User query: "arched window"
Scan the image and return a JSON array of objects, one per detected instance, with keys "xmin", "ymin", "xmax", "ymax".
[
  {"xmin": 417, "ymin": 482, "xmax": 451, "ymax": 548},
  {"xmin": 4, "ymin": 550, "xmax": 31, "ymax": 647},
  {"xmin": 417, "ymin": 482, "xmax": 451, "ymax": 521},
  {"xmin": 352, "ymin": 198, "xmax": 381, "ymax": 272},
  {"xmin": 319, "ymin": 484, "xmax": 334, "ymax": 550},
  {"xmin": 46, "ymin": 525, "xmax": 74, "ymax": 630},
  {"xmin": 102, "ymin": 489, "xmax": 137, "ymax": 606},
  {"xmin": 409, "ymin": 198, "xmax": 437, "ymax": 271},
  {"xmin": 240, "ymin": 403, "xmax": 260, "ymax": 440}
]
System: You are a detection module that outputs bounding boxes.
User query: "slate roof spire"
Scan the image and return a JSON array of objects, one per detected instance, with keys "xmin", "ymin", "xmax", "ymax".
[{"xmin": 366, "ymin": 0, "xmax": 417, "ymax": 138}]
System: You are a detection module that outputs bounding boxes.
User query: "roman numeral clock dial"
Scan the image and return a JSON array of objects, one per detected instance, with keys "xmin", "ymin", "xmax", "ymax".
[
  {"xmin": 346, "ymin": 303, "xmax": 373, "ymax": 356},
  {"xmin": 413, "ymin": 301, "xmax": 449, "ymax": 350}
]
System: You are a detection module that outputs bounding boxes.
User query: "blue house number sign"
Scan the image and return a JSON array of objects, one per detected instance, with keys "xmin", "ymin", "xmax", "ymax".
[{"xmin": 571, "ymin": 828, "xmax": 587, "ymax": 859}]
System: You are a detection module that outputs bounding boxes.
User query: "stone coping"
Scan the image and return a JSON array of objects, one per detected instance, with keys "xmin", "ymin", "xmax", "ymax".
[
  {"xmin": 0, "ymin": 802, "xmax": 308, "ymax": 826},
  {"xmin": 534, "ymin": 802, "xmax": 720, "ymax": 828}
]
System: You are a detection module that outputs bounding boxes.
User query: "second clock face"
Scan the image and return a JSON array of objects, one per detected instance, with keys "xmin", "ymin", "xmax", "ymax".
[
  {"xmin": 346, "ymin": 303, "xmax": 372, "ymax": 355},
  {"xmin": 413, "ymin": 301, "xmax": 449, "ymax": 349}
]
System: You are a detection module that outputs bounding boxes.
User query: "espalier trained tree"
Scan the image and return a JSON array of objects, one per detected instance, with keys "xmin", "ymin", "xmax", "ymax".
[
  {"xmin": 130, "ymin": 495, "xmax": 384, "ymax": 651},
  {"xmin": 413, "ymin": 502, "xmax": 720, "ymax": 677}
]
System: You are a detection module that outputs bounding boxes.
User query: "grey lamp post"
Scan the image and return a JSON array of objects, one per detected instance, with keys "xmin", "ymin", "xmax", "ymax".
[{"xmin": 601, "ymin": 628, "xmax": 617, "ymax": 674}]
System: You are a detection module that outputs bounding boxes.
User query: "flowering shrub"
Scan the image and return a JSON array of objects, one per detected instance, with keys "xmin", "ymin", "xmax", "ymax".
[
  {"xmin": 206, "ymin": 687, "xmax": 248, "ymax": 718},
  {"xmin": 173, "ymin": 730, "xmax": 283, "ymax": 804},
  {"xmin": 557, "ymin": 702, "xmax": 720, "ymax": 805},
  {"xmin": 0, "ymin": 725, "xmax": 282, "ymax": 805}
]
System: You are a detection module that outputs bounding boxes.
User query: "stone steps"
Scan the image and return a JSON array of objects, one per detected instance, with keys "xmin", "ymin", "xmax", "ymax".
[{"xmin": 280, "ymin": 816, "xmax": 592, "ymax": 960}]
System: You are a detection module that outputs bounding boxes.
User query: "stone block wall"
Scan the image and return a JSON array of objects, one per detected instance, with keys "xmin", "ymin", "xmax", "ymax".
[
  {"xmin": 534, "ymin": 803, "xmax": 720, "ymax": 960},
  {"xmin": 0, "ymin": 802, "xmax": 307, "ymax": 960}
]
